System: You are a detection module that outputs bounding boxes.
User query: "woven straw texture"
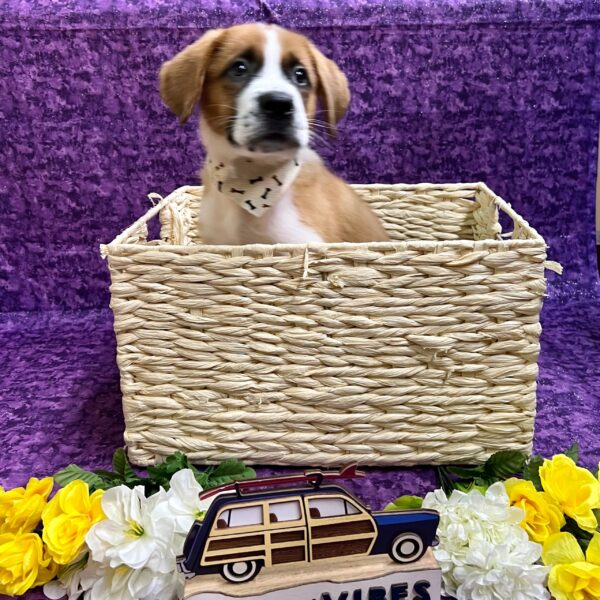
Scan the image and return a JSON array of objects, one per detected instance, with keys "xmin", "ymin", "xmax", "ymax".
[{"xmin": 101, "ymin": 183, "xmax": 559, "ymax": 467}]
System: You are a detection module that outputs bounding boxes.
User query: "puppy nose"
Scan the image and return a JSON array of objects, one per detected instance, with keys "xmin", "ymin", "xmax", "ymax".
[{"xmin": 258, "ymin": 92, "xmax": 294, "ymax": 119}]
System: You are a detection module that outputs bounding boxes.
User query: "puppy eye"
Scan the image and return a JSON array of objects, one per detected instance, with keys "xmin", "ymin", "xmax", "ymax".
[
  {"xmin": 292, "ymin": 66, "xmax": 309, "ymax": 87},
  {"xmin": 228, "ymin": 59, "xmax": 250, "ymax": 79}
]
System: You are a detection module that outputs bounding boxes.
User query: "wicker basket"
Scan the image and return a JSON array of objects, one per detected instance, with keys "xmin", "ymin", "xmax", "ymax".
[{"xmin": 100, "ymin": 183, "xmax": 560, "ymax": 467}]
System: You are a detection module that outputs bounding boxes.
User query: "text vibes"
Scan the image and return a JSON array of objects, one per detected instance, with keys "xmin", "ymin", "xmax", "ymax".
[{"xmin": 316, "ymin": 580, "xmax": 431, "ymax": 600}]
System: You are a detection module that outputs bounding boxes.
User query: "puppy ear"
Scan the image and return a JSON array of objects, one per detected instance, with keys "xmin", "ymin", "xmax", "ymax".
[
  {"xmin": 159, "ymin": 29, "xmax": 223, "ymax": 124},
  {"xmin": 309, "ymin": 44, "xmax": 350, "ymax": 136}
]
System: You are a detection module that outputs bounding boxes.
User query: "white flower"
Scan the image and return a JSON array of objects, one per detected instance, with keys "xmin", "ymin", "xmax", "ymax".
[
  {"xmin": 79, "ymin": 561, "xmax": 183, "ymax": 600},
  {"xmin": 86, "ymin": 485, "xmax": 176, "ymax": 573},
  {"xmin": 422, "ymin": 482, "xmax": 549, "ymax": 600},
  {"xmin": 46, "ymin": 558, "xmax": 183, "ymax": 600},
  {"xmin": 43, "ymin": 558, "xmax": 87, "ymax": 600},
  {"xmin": 454, "ymin": 535, "xmax": 550, "ymax": 600},
  {"xmin": 156, "ymin": 469, "xmax": 212, "ymax": 554},
  {"xmin": 165, "ymin": 469, "xmax": 210, "ymax": 534}
]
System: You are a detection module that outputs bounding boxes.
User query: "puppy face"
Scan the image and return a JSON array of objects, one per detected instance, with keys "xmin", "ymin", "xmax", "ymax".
[
  {"xmin": 160, "ymin": 24, "xmax": 350, "ymax": 156},
  {"xmin": 210, "ymin": 26, "xmax": 313, "ymax": 153}
]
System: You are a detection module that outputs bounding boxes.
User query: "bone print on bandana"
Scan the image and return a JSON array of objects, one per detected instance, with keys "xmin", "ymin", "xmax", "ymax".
[{"xmin": 206, "ymin": 156, "xmax": 301, "ymax": 217}]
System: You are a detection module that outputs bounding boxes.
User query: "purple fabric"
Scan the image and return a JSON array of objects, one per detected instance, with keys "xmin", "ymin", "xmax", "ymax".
[
  {"xmin": 2, "ymin": 0, "xmax": 600, "ymax": 310},
  {"xmin": 1, "ymin": 1, "xmax": 600, "ymax": 598}
]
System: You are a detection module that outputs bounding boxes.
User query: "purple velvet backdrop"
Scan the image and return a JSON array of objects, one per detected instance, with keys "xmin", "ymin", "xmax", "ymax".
[{"xmin": 1, "ymin": 1, "xmax": 600, "ymax": 598}]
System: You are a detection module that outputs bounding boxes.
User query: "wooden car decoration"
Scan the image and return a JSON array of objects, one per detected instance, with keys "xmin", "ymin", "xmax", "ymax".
[{"xmin": 177, "ymin": 466, "xmax": 440, "ymax": 586}]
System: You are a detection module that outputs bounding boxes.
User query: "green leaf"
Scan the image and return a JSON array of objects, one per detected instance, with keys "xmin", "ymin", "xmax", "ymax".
[
  {"xmin": 473, "ymin": 477, "xmax": 491, "ymax": 491},
  {"xmin": 145, "ymin": 452, "xmax": 198, "ymax": 491},
  {"xmin": 190, "ymin": 465, "xmax": 210, "ymax": 489},
  {"xmin": 146, "ymin": 465, "xmax": 165, "ymax": 479},
  {"xmin": 436, "ymin": 466, "xmax": 456, "ymax": 494},
  {"xmin": 112, "ymin": 449, "xmax": 139, "ymax": 483},
  {"xmin": 523, "ymin": 455, "xmax": 544, "ymax": 491},
  {"xmin": 53, "ymin": 465, "xmax": 108, "ymax": 491},
  {"xmin": 145, "ymin": 466, "xmax": 170, "ymax": 489},
  {"xmin": 146, "ymin": 466, "xmax": 172, "ymax": 481},
  {"xmin": 447, "ymin": 465, "xmax": 485, "ymax": 479},
  {"xmin": 112, "ymin": 448, "xmax": 127, "ymax": 476},
  {"xmin": 209, "ymin": 459, "xmax": 246, "ymax": 475},
  {"xmin": 56, "ymin": 451, "xmax": 255, "ymax": 497},
  {"xmin": 93, "ymin": 469, "xmax": 118, "ymax": 478},
  {"xmin": 145, "ymin": 452, "xmax": 192, "ymax": 491},
  {"xmin": 205, "ymin": 460, "xmax": 256, "ymax": 488},
  {"xmin": 454, "ymin": 478, "xmax": 490, "ymax": 493},
  {"xmin": 483, "ymin": 450, "xmax": 527, "ymax": 481},
  {"xmin": 165, "ymin": 452, "xmax": 190, "ymax": 471},
  {"xmin": 384, "ymin": 495, "xmax": 423, "ymax": 511},
  {"xmin": 92, "ymin": 469, "xmax": 124, "ymax": 484},
  {"xmin": 564, "ymin": 443, "xmax": 580, "ymax": 464}
]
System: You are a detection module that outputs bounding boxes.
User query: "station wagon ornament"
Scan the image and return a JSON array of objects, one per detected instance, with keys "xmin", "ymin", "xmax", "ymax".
[{"xmin": 177, "ymin": 466, "xmax": 440, "ymax": 592}]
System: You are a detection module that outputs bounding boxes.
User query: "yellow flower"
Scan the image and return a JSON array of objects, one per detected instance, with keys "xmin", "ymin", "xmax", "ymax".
[
  {"xmin": 42, "ymin": 480, "xmax": 105, "ymax": 565},
  {"xmin": 542, "ymin": 532, "xmax": 600, "ymax": 600},
  {"xmin": 504, "ymin": 477, "xmax": 565, "ymax": 543},
  {"xmin": 539, "ymin": 454, "xmax": 600, "ymax": 532},
  {"xmin": 0, "ymin": 477, "xmax": 54, "ymax": 534},
  {"xmin": 0, "ymin": 532, "xmax": 57, "ymax": 596}
]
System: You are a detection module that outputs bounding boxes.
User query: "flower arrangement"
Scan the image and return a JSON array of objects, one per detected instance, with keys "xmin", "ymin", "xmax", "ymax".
[
  {"xmin": 3, "ymin": 444, "xmax": 599, "ymax": 600},
  {"xmin": 386, "ymin": 444, "xmax": 600, "ymax": 600},
  {"xmin": 0, "ymin": 450, "xmax": 254, "ymax": 599}
]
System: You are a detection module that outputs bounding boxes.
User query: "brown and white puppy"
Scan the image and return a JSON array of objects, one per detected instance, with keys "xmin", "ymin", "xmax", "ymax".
[{"xmin": 160, "ymin": 23, "xmax": 389, "ymax": 245}]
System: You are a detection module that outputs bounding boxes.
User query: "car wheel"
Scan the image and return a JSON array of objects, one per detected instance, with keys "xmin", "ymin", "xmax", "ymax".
[
  {"xmin": 389, "ymin": 533, "xmax": 425, "ymax": 563},
  {"xmin": 221, "ymin": 560, "xmax": 262, "ymax": 584}
]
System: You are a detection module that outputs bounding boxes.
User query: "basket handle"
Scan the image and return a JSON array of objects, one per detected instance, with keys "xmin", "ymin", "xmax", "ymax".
[
  {"xmin": 544, "ymin": 260, "xmax": 563, "ymax": 274},
  {"xmin": 100, "ymin": 185, "xmax": 194, "ymax": 258},
  {"xmin": 478, "ymin": 183, "xmax": 563, "ymax": 276}
]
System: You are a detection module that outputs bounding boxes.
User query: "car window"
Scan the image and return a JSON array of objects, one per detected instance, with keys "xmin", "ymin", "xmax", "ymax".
[
  {"xmin": 217, "ymin": 505, "xmax": 263, "ymax": 529},
  {"xmin": 268, "ymin": 500, "xmax": 302, "ymax": 523},
  {"xmin": 345, "ymin": 500, "xmax": 360, "ymax": 515},
  {"xmin": 308, "ymin": 497, "xmax": 362, "ymax": 519}
]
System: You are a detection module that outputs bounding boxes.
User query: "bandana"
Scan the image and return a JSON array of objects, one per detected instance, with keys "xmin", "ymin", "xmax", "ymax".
[{"xmin": 205, "ymin": 156, "xmax": 301, "ymax": 217}]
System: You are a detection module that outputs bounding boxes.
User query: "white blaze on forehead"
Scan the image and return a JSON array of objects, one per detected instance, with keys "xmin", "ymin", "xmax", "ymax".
[
  {"xmin": 231, "ymin": 24, "xmax": 309, "ymax": 149},
  {"xmin": 260, "ymin": 25, "xmax": 286, "ymax": 91}
]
